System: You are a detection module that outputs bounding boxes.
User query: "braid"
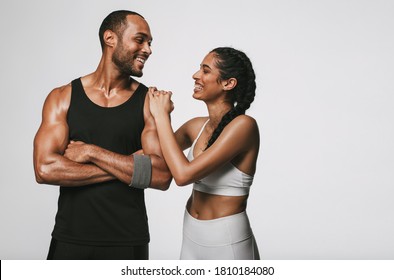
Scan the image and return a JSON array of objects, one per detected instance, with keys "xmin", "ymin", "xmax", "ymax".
[{"xmin": 206, "ymin": 47, "xmax": 256, "ymax": 149}]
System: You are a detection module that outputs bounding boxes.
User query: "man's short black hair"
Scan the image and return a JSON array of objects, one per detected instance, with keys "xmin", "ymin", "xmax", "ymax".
[{"xmin": 99, "ymin": 10, "xmax": 144, "ymax": 50}]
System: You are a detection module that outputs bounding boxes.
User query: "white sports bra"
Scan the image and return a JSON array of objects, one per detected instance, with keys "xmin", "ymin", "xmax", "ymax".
[{"xmin": 186, "ymin": 119, "xmax": 253, "ymax": 196}]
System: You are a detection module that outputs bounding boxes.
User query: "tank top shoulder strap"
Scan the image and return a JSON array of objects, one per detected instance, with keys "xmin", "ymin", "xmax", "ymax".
[
  {"xmin": 71, "ymin": 77, "xmax": 82, "ymax": 88},
  {"xmin": 126, "ymin": 82, "xmax": 148, "ymax": 111},
  {"xmin": 69, "ymin": 77, "xmax": 85, "ymax": 104},
  {"xmin": 135, "ymin": 82, "xmax": 148, "ymax": 95}
]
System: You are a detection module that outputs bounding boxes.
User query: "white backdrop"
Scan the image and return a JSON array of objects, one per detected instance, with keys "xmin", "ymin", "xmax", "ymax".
[{"xmin": 0, "ymin": 0, "xmax": 393, "ymax": 260}]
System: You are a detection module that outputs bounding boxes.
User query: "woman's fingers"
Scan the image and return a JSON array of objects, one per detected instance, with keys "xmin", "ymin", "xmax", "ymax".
[{"xmin": 152, "ymin": 90, "xmax": 172, "ymax": 96}]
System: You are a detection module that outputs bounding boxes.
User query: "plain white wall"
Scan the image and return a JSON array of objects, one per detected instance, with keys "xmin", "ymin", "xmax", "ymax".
[{"xmin": 1, "ymin": 0, "xmax": 393, "ymax": 259}]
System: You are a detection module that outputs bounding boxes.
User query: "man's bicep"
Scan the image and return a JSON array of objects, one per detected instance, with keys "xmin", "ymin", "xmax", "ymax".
[
  {"xmin": 34, "ymin": 122, "xmax": 69, "ymax": 159},
  {"xmin": 34, "ymin": 119, "xmax": 70, "ymax": 185},
  {"xmin": 34, "ymin": 89, "xmax": 70, "ymax": 163},
  {"xmin": 141, "ymin": 118, "xmax": 163, "ymax": 157}
]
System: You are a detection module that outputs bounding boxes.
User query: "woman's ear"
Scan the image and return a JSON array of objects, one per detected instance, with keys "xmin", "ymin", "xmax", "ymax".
[{"xmin": 222, "ymin": 78, "xmax": 237, "ymax": 91}]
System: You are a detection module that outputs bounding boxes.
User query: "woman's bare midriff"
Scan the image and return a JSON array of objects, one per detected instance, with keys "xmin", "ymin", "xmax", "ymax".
[{"xmin": 186, "ymin": 190, "xmax": 248, "ymax": 220}]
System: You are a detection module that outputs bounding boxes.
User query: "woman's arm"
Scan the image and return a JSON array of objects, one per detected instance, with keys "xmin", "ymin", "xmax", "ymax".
[{"xmin": 149, "ymin": 91, "xmax": 258, "ymax": 186}]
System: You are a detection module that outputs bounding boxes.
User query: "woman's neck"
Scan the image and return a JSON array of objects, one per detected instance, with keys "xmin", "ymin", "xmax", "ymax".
[{"xmin": 206, "ymin": 102, "xmax": 233, "ymax": 129}]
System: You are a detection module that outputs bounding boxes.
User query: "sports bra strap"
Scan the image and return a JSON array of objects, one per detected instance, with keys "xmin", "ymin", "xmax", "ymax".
[{"xmin": 195, "ymin": 119, "xmax": 210, "ymax": 142}]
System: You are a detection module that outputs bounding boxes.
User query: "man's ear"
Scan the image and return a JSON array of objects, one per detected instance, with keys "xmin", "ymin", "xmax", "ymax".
[
  {"xmin": 103, "ymin": 30, "xmax": 117, "ymax": 48},
  {"xmin": 222, "ymin": 78, "xmax": 237, "ymax": 91}
]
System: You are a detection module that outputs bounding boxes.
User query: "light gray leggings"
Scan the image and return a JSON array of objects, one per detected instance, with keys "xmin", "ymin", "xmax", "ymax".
[{"xmin": 180, "ymin": 210, "xmax": 260, "ymax": 260}]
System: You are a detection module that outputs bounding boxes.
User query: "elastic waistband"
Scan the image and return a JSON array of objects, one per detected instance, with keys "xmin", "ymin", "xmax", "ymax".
[{"xmin": 183, "ymin": 210, "xmax": 253, "ymax": 246}]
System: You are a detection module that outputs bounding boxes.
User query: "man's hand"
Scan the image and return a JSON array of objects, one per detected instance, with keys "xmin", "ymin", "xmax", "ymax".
[{"xmin": 64, "ymin": 141, "xmax": 92, "ymax": 163}]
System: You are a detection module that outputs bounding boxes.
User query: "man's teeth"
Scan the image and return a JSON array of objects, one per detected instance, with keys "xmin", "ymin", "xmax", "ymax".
[
  {"xmin": 194, "ymin": 85, "xmax": 203, "ymax": 90},
  {"xmin": 136, "ymin": 57, "xmax": 145, "ymax": 64}
]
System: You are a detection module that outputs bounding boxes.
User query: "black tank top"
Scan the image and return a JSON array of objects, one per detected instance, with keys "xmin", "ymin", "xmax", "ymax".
[{"xmin": 52, "ymin": 78, "xmax": 149, "ymax": 246}]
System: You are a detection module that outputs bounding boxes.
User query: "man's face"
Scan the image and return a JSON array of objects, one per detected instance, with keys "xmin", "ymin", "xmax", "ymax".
[{"xmin": 112, "ymin": 15, "xmax": 153, "ymax": 77}]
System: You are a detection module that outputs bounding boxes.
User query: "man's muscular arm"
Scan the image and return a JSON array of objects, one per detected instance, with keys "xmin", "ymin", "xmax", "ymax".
[
  {"xmin": 140, "ymin": 93, "xmax": 173, "ymax": 189},
  {"xmin": 65, "ymin": 94, "xmax": 172, "ymax": 190},
  {"xmin": 33, "ymin": 84, "xmax": 115, "ymax": 186}
]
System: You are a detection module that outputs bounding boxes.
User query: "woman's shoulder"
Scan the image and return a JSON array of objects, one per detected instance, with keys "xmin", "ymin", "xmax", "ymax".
[
  {"xmin": 182, "ymin": 116, "xmax": 209, "ymax": 130},
  {"xmin": 188, "ymin": 116, "xmax": 209, "ymax": 125},
  {"xmin": 229, "ymin": 115, "xmax": 259, "ymax": 131},
  {"xmin": 218, "ymin": 115, "xmax": 259, "ymax": 152},
  {"xmin": 217, "ymin": 114, "xmax": 259, "ymax": 145},
  {"xmin": 182, "ymin": 116, "xmax": 210, "ymax": 138}
]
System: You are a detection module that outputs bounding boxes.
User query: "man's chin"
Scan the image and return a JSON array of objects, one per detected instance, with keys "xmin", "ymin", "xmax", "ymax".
[{"xmin": 131, "ymin": 70, "xmax": 143, "ymax": 78}]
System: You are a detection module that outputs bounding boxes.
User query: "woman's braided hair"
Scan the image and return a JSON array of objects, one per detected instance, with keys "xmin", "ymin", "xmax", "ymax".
[{"xmin": 205, "ymin": 47, "xmax": 256, "ymax": 149}]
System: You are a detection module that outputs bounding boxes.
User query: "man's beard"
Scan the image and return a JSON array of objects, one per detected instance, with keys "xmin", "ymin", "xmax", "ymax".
[{"xmin": 112, "ymin": 45, "xmax": 143, "ymax": 77}]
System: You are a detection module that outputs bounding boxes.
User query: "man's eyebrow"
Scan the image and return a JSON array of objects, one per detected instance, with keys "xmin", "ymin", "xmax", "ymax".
[
  {"xmin": 134, "ymin": 32, "xmax": 153, "ymax": 41},
  {"xmin": 201, "ymin": 64, "xmax": 212, "ymax": 69}
]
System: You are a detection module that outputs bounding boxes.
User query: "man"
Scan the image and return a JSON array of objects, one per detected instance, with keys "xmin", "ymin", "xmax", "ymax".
[{"xmin": 33, "ymin": 10, "xmax": 172, "ymax": 260}]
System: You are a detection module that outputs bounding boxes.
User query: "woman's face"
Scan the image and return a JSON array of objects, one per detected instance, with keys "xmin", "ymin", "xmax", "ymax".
[{"xmin": 192, "ymin": 52, "xmax": 224, "ymax": 101}]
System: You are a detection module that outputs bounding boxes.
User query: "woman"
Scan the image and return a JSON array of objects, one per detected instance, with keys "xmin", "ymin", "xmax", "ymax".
[{"xmin": 149, "ymin": 47, "xmax": 260, "ymax": 260}]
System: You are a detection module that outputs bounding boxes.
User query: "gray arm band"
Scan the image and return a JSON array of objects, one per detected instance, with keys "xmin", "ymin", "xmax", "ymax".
[{"xmin": 129, "ymin": 154, "xmax": 152, "ymax": 189}]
